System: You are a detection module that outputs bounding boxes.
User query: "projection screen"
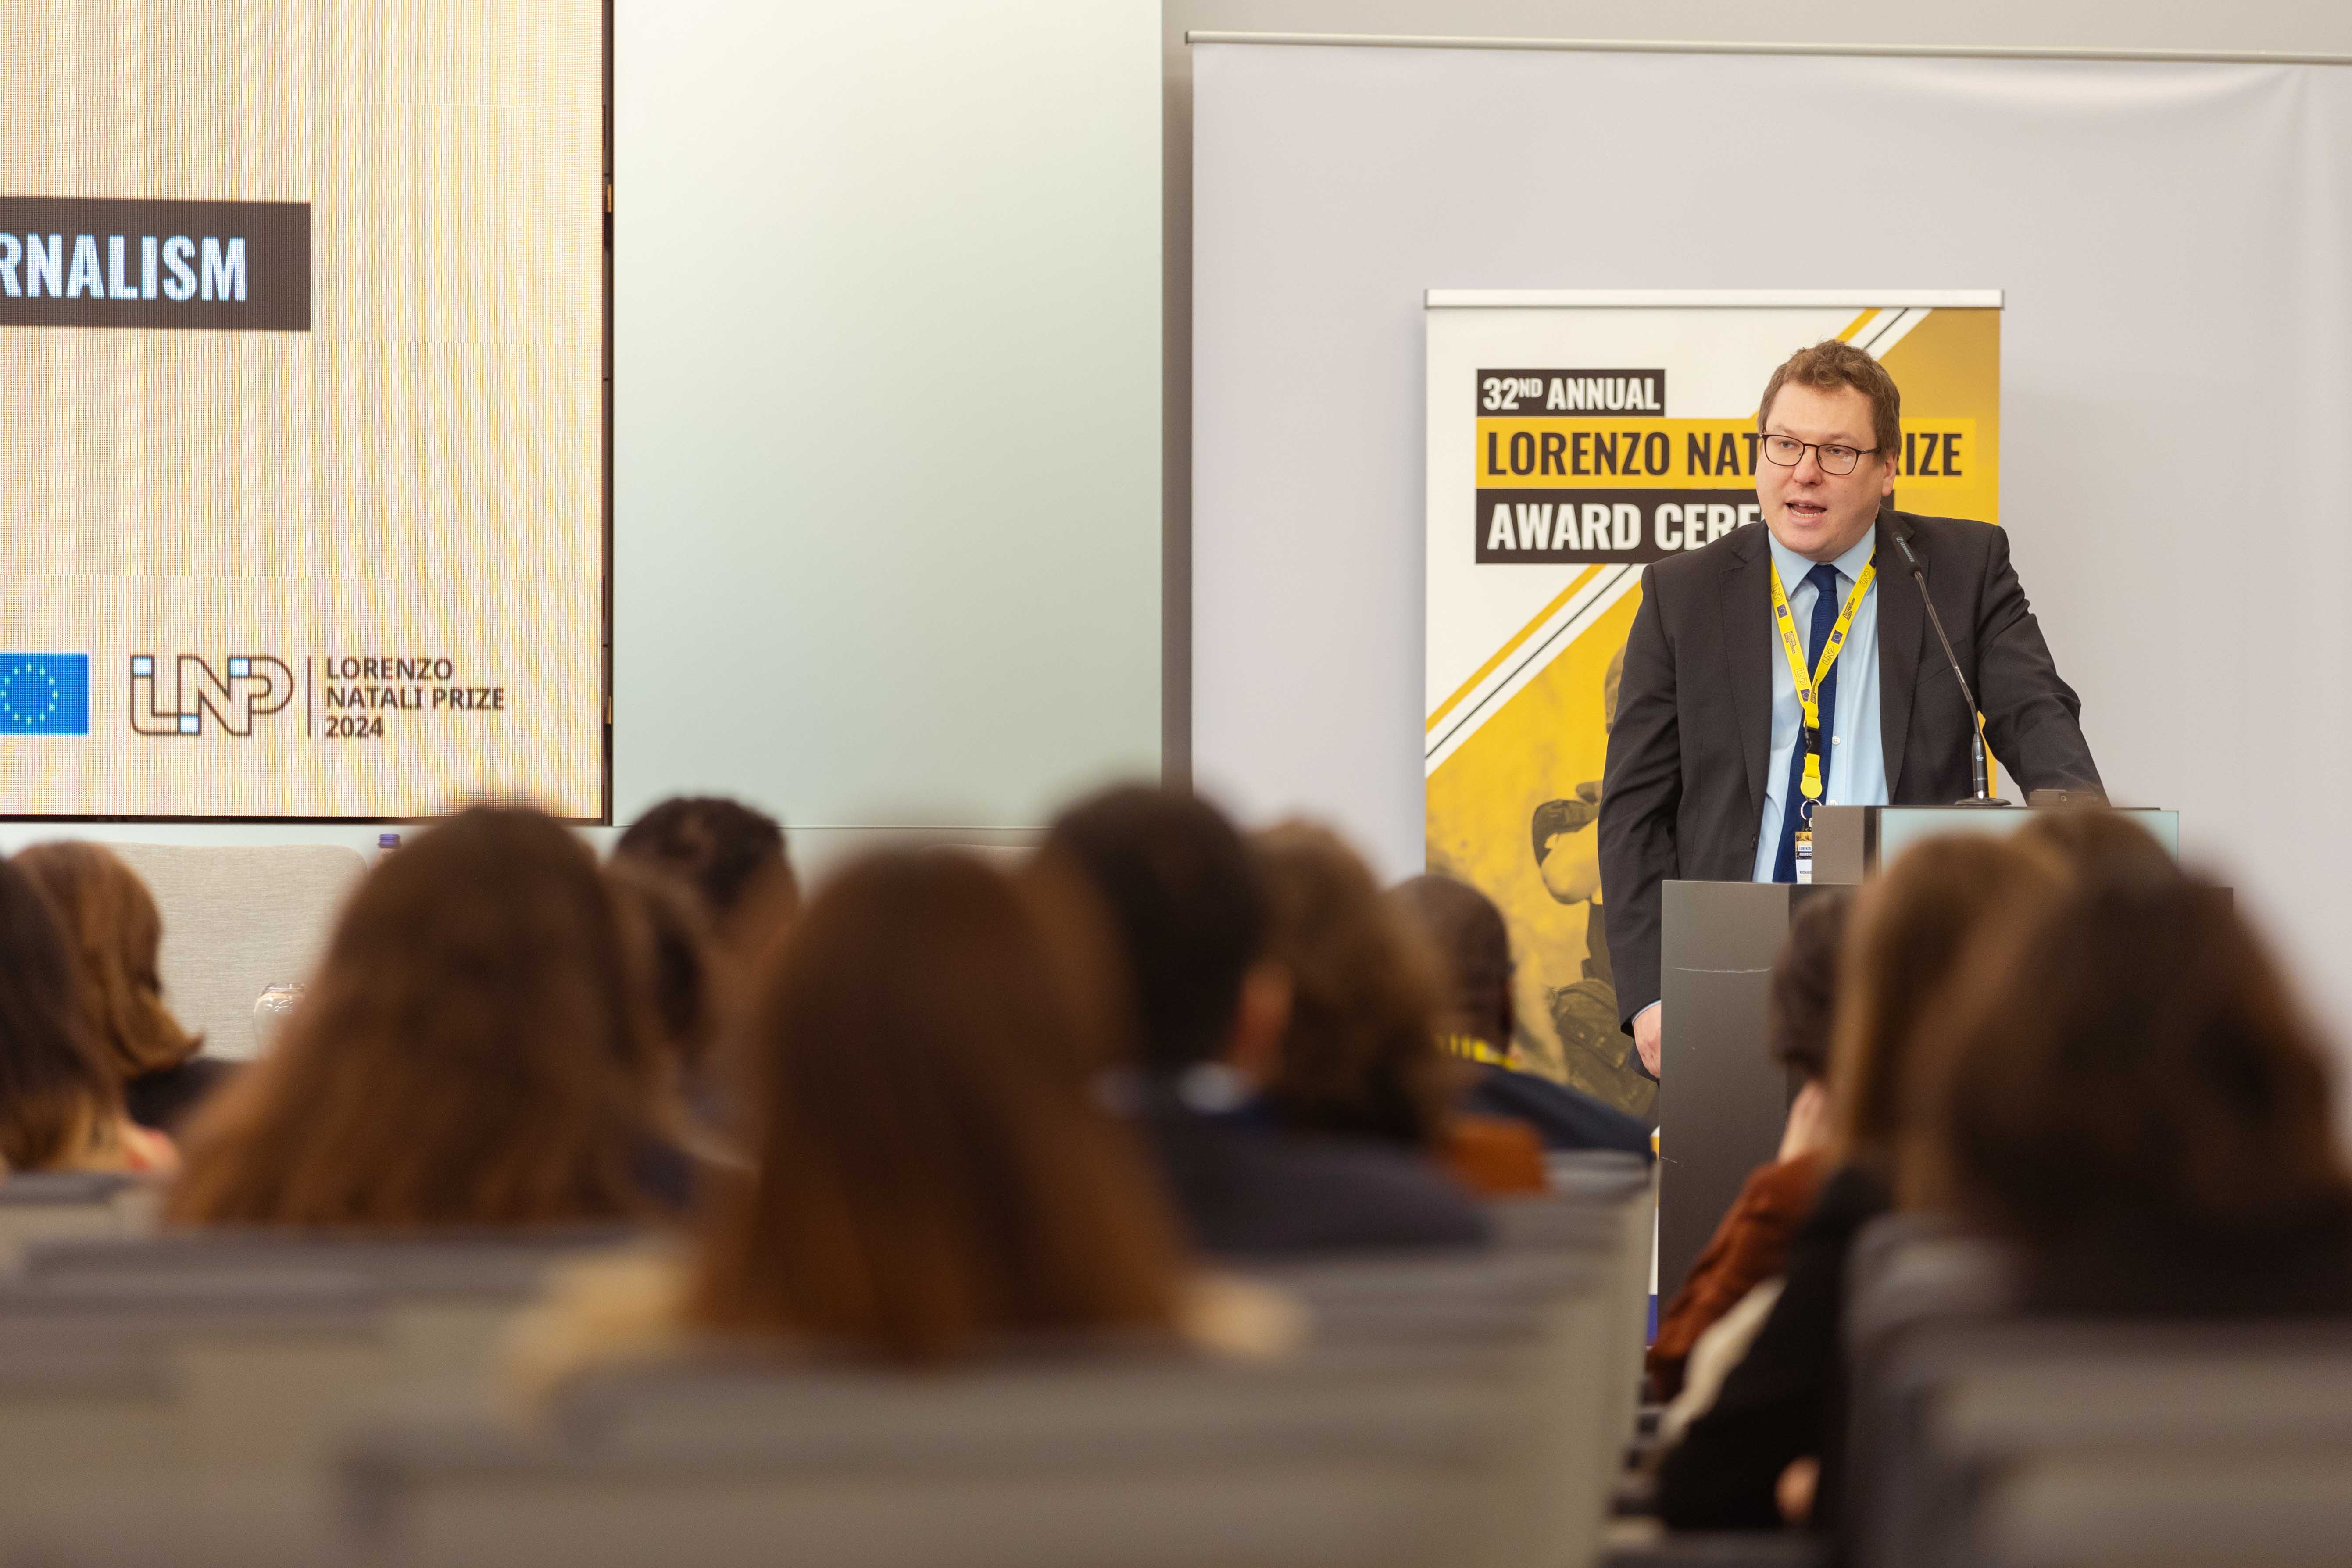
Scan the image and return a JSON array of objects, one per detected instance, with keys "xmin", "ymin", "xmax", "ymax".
[
  {"xmin": 1191, "ymin": 38, "xmax": 2352, "ymax": 1045},
  {"xmin": 0, "ymin": 2, "xmax": 607, "ymax": 818}
]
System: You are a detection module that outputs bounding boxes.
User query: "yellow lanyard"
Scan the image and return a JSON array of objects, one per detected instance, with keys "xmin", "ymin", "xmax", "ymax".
[
  {"xmin": 1441, "ymin": 1034, "xmax": 1516, "ymax": 1070},
  {"xmin": 1767, "ymin": 557, "xmax": 1876, "ymax": 805}
]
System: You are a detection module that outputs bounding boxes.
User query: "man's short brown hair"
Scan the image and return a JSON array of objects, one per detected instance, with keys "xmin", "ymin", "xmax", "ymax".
[{"xmin": 1758, "ymin": 339, "xmax": 1902, "ymax": 461}]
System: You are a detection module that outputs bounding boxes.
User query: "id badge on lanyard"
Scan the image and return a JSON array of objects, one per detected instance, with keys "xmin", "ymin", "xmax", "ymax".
[{"xmin": 1769, "ymin": 557, "xmax": 1875, "ymax": 890}]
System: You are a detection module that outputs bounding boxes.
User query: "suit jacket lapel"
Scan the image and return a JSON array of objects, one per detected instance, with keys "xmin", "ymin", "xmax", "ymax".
[
  {"xmin": 1718, "ymin": 529, "xmax": 1773, "ymax": 821},
  {"xmin": 1878, "ymin": 509, "xmax": 1924, "ymax": 797}
]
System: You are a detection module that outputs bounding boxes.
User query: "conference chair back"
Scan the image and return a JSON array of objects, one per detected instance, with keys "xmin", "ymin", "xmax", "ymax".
[
  {"xmin": 19, "ymin": 1227, "xmax": 638, "ymax": 1379},
  {"xmin": 0, "ymin": 1275, "xmax": 387, "ymax": 1504},
  {"xmin": 0, "ymin": 1172, "xmax": 152, "ymax": 1270},
  {"xmin": 1840, "ymin": 1215, "xmax": 2021, "ymax": 1568},
  {"xmin": 340, "ymin": 1330, "xmax": 1594, "ymax": 1568},
  {"xmin": 1852, "ymin": 1314, "xmax": 2352, "ymax": 1568}
]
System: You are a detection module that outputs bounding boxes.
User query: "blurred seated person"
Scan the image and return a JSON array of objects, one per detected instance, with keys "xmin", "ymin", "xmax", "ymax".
[
  {"xmin": 508, "ymin": 849, "xmax": 1298, "ymax": 1394},
  {"xmin": 17, "ymin": 841, "xmax": 233, "ymax": 1135},
  {"xmin": 168, "ymin": 807, "xmax": 692, "ymax": 1227},
  {"xmin": 613, "ymin": 796, "xmax": 799, "ymax": 996},
  {"xmin": 1648, "ymin": 890, "xmax": 1850, "ymax": 1402},
  {"xmin": 1255, "ymin": 826, "xmax": 1541, "ymax": 1196},
  {"xmin": 1390, "ymin": 872, "xmax": 1652, "ymax": 1157},
  {"xmin": 604, "ymin": 858, "xmax": 744, "ymax": 1168},
  {"xmin": 1659, "ymin": 835, "xmax": 2066, "ymax": 1534},
  {"xmin": 1044, "ymin": 786, "xmax": 1488, "ymax": 1256},
  {"xmin": 0, "ymin": 857, "xmax": 176, "ymax": 1175},
  {"xmin": 1915, "ymin": 870, "xmax": 2352, "ymax": 1316}
]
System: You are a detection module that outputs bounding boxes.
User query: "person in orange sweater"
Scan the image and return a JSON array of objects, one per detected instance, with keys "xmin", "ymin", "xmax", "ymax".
[{"xmin": 1647, "ymin": 890, "xmax": 1849, "ymax": 1400}]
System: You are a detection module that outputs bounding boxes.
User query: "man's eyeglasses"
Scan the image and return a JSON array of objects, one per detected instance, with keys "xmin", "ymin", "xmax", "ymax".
[{"xmin": 1759, "ymin": 434, "xmax": 1878, "ymax": 476}]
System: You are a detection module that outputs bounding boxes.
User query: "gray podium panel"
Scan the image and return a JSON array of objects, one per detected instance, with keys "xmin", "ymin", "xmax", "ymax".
[{"xmin": 1657, "ymin": 880, "xmax": 1831, "ymax": 1304}]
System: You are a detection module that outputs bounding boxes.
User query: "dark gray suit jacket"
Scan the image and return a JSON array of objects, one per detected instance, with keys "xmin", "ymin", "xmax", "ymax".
[{"xmin": 1598, "ymin": 510, "xmax": 2101, "ymax": 1030}]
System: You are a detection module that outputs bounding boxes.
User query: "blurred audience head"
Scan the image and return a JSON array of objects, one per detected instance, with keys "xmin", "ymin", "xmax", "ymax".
[
  {"xmin": 1390, "ymin": 873, "xmax": 1513, "ymax": 1053},
  {"xmin": 614, "ymin": 796, "xmax": 799, "ymax": 966},
  {"xmin": 1769, "ymin": 890, "xmax": 1852, "ymax": 1083},
  {"xmin": 0, "ymin": 857, "xmax": 129, "ymax": 1172},
  {"xmin": 1254, "ymin": 824, "xmax": 1451, "ymax": 1150},
  {"xmin": 604, "ymin": 857, "xmax": 721, "ymax": 1084},
  {"xmin": 692, "ymin": 848, "xmax": 1184, "ymax": 1363},
  {"xmin": 1828, "ymin": 835, "xmax": 2065, "ymax": 1174},
  {"xmin": 169, "ymin": 807, "xmax": 665, "ymax": 1227},
  {"xmin": 2017, "ymin": 806, "xmax": 2180, "ymax": 889},
  {"xmin": 1914, "ymin": 873, "xmax": 2352, "ymax": 1289},
  {"xmin": 1041, "ymin": 785, "xmax": 1280, "ymax": 1078},
  {"xmin": 15, "ymin": 841, "xmax": 201, "ymax": 1083}
]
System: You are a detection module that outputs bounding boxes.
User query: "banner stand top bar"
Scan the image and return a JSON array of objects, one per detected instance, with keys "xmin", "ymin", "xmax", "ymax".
[
  {"xmin": 1186, "ymin": 32, "xmax": 2352, "ymax": 70},
  {"xmin": 1427, "ymin": 290, "xmax": 2004, "ymax": 310}
]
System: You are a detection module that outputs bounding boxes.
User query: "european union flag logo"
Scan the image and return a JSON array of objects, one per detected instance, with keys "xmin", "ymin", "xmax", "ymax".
[{"xmin": 0, "ymin": 654, "xmax": 89, "ymax": 735}]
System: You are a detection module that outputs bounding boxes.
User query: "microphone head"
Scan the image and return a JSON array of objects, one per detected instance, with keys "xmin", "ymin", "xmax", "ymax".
[{"xmin": 1891, "ymin": 527, "xmax": 1925, "ymax": 576}]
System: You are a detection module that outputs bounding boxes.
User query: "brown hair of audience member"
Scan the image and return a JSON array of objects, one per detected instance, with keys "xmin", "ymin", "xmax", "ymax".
[
  {"xmin": 1910, "ymin": 875, "xmax": 2352, "ymax": 1266},
  {"xmin": 2016, "ymin": 805, "xmax": 2180, "ymax": 890},
  {"xmin": 169, "ymin": 808, "xmax": 665, "ymax": 1228},
  {"xmin": 0, "ymin": 858, "xmax": 128, "ymax": 1171},
  {"xmin": 15, "ymin": 842, "xmax": 202, "ymax": 1081},
  {"xmin": 690, "ymin": 849, "xmax": 1183, "ymax": 1363},
  {"xmin": 1253, "ymin": 823, "xmax": 1453, "ymax": 1150},
  {"xmin": 604, "ymin": 857, "xmax": 721, "ymax": 1079},
  {"xmin": 1758, "ymin": 339, "xmax": 1902, "ymax": 460},
  {"xmin": 1827, "ymin": 835, "xmax": 2066, "ymax": 1174},
  {"xmin": 1768, "ymin": 891, "xmax": 1851, "ymax": 1082},
  {"xmin": 1390, "ymin": 873, "xmax": 1513, "ymax": 1052}
]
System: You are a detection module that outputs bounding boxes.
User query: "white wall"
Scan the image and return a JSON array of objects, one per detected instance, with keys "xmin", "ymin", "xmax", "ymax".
[{"xmin": 612, "ymin": 0, "xmax": 1164, "ymax": 843}]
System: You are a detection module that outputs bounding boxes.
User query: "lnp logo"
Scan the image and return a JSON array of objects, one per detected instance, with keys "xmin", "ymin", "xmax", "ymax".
[
  {"xmin": 130, "ymin": 654, "xmax": 293, "ymax": 736},
  {"xmin": 0, "ymin": 653, "xmax": 89, "ymax": 735}
]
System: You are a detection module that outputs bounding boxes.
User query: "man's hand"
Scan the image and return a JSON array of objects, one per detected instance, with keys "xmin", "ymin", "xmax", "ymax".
[{"xmin": 1633, "ymin": 1003, "xmax": 1663, "ymax": 1078}]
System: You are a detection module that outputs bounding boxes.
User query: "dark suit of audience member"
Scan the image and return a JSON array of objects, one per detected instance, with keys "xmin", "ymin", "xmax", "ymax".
[
  {"xmin": 1390, "ymin": 872, "xmax": 1651, "ymax": 1157},
  {"xmin": 1045, "ymin": 788, "xmax": 1487, "ymax": 1258}
]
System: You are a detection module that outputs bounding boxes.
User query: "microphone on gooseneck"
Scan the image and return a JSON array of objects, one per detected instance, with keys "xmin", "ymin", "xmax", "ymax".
[{"xmin": 1891, "ymin": 525, "xmax": 2012, "ymax": 808}]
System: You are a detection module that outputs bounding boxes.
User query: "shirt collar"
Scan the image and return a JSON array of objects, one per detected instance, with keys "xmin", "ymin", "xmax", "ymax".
[{"xmin": 1766, "ymin": 521, "xmax": 1879, "ymax": 591}]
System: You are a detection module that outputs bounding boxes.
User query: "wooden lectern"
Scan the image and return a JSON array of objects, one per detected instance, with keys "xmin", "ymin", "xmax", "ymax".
[{"xmin": 1654, "ymin": 806, "xmax": 2179, "ymax": 1304}]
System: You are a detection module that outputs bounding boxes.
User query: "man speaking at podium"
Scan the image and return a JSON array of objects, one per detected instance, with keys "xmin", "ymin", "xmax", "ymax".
[{"xmin": 1598, "ymin": 340, "xmax": 2102, "ymax": 1080}]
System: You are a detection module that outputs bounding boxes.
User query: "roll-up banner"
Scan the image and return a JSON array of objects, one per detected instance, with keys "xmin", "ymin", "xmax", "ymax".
[{"xmin": 1424, "ymin": 292, "xmax": 2002, "ymax": 1119}]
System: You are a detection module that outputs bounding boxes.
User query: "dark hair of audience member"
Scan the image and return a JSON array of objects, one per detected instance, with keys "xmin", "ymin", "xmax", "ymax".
[
  {"xmin": 614, "ymin": 796, "xmax": 798, "ymax": 952},
  {"xmin": 0, "ymin": 858, "xmax": 129, "ymax": 1171},
  {"xmin": 1827, "ymin": 835, "xmax": 2065, "ymax": 1174},
  {"xmin": 604, "ymin": 858, "xmax": 721, "ymax": 1080},
  {"xmin": 1040, "ymin": 785, "xmax": 1266, "ymax": 1075},
  {"xmin": 689, "ymin": 849, "xmax": 1186, "ymax": 1363},
  {"xmin": 16, "ymin": 842, "xmax": 202, "ymax": 1081},
  {"xmin": 1254, "ymin": 824, "xmax": 1452, "ymax": 1151},
  {"xmin": 1390, "ymin": 873, "xmax": 1512, "ymax": 1050},
  {"xmin": 1911, "ymin": 875, "xmax": 2352, "ymax": 1304},
  {"xmin": 1768, "ymin": 891, "xmax": 1851, "ymax": 1082},
  {"xmin": 169, "ymin": 807, "xmax": 668, "ymax": 1227}
]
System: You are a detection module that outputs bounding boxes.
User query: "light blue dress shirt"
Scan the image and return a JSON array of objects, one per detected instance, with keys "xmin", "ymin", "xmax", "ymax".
[{"xmin": 1750, "ymin": 525, "xmax": 1890, "ymax": 882}]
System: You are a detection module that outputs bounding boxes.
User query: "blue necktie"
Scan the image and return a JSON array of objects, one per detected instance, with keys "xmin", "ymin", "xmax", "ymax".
[{"xmin": 1772, "ymin": 563, "xmax": 1845, "ymax": 882}]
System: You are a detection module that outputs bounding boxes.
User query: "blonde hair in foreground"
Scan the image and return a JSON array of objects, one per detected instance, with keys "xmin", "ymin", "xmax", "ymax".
[{"xmin": 168, "ymin": 808, "xmax": 665, "ymax": 1228}]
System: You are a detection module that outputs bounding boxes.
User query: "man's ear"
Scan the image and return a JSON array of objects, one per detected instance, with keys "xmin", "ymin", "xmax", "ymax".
[
  {"xmin": 1224, "ymin": 961, "xmax": 1293, "ymax": 1087},
  {"xmin": 1878, "ymin": 453, "xmax": 1899, "ymax": 498}
]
